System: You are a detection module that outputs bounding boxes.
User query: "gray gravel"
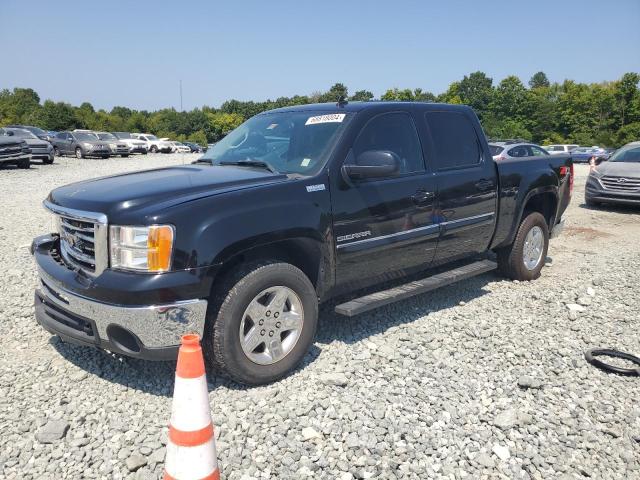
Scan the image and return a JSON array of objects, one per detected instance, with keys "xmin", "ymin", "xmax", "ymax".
[{"xmin": 0, "ymin": 157, "xmax": 639, "ymax": 479}]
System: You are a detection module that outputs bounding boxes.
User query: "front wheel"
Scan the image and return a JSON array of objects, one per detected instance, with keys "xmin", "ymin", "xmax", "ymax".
[
  {"xmin": 497, "ymin": 212, "xmax": 549, "ymax": 281},
  {"xmin": 17, "ymin": 158, "xmax": 31, "ymax": 169},
  {"xmin": 75, "ymin": 147, "xmax": 84, "ymax": 159},
  {"xmin": 43, "ymin": 154, "xmax": 54, "ymax": 165},
  {"xmin": 203, "ymin": 261, "xmax": 318, "ymax": 385},
  {"xmin": 150, "ymin": 145, "xmax": 158, "ymax": 153},
  {"xmin": 53, "ymin": 147, "xmax": 60, "ymax": 157}
]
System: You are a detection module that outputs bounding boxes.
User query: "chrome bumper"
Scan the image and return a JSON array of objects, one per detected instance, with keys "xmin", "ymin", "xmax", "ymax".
[{"xmin": 36, "ymin": 267, "xmax": 207, "ymax": 352}]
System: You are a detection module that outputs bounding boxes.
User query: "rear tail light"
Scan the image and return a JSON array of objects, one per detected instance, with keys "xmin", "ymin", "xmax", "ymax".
[{"xmin": 559, "ymin": 164, "xmax": 574, "ymax": 195}]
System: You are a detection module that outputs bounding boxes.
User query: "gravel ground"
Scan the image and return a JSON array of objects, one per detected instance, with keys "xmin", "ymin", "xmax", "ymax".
[{"xmin": 0, "ymin": 156, "xmax": 639, "ymax": 479}]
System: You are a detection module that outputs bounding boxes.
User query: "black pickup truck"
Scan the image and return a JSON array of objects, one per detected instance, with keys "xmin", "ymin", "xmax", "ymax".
[{"xmin": 32, "ymin": 102, "xmax": 572, "ymax": 385}]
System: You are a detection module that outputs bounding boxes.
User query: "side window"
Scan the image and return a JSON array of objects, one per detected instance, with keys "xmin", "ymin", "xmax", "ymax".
[
  {"xmin": 56, "ymin": 132, "xmax": 65, "ymax": 139},
  {"xmin": 425, "ymin": 112, "xmax": 481, "ymax": 169},
  {"xmin": 353, "ymin": 112, "xmax": 424, "ymax": 175},
  {"xmin": 530, "ymin": 146, "xmax": 549, "ymax": 156},
  {"xmin": 508, "ymin": 146, "xmax": 528, "ymax": 157}
]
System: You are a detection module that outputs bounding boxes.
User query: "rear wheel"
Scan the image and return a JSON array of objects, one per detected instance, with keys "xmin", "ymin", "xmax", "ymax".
[
  {"xmin": 75, "ymin": 147, "xmax": 84, "ymax": 159},
  {"xmin": 497, "ymin": 212, "xmax": 549, "ymax": 281},
  {"xmin": 203, "ymin": 261, "xmax": 318, "ymax": 385}
]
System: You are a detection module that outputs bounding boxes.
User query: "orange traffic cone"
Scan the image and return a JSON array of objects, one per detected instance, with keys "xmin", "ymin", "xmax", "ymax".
[{"xmin": 164, "ymin": 334, "xmax": 220, "ymax": 480}]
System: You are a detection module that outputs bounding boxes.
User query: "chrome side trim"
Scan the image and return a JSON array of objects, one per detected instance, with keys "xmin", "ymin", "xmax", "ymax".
[
  {"xmin": 337, "ymin": 223, "xmax": 440, "ymax": 250},
  {"xmin": 440, "ymin": 212, "xmax": 495, "ymax": 228},
  {"xmin": 37, "ymin": 267, "xmax": 207, "ymax": 348}
]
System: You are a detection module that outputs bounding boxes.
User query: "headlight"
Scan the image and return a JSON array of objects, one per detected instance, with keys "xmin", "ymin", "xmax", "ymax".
[
  {"xmin": 83, "ymin": 142, "xmax": 94, "ymax": 149},
  {"xmin": 110, "ymin": 144, "xmax": 117, "ymax": 152},
  {"xmin": 109, "ymin": 225, "xmax": 174, "ymax": 272}
]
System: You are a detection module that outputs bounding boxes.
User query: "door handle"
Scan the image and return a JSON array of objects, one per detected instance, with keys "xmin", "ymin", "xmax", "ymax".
[
  {"xmin": 475, "ymin": 179, "xmax": 495, "ymax": 191},
  {"xmin": 411, "ymin": 189, "xmax": 435, "ymax": 205}
]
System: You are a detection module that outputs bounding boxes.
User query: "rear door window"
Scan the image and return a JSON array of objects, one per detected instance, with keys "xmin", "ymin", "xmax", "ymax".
[
  {"xmin": 508, "ymin": 145, "xmax": 529, "ymax": 157},
  {"xmin": 425, "ymin": 112, "xmax": 481, "ymax": 169}
]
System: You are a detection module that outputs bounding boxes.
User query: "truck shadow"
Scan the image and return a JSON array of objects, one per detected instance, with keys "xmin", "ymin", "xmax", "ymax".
[
  {"xmin": 579, "ymin": 202, "xmax": 639, "ymax": 214},
  {"xmin": 51, "ymin": 271, "xmax": 497, "ymax": 395}
]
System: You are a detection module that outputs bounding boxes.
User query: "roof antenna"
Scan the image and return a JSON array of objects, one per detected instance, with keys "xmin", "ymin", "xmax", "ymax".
[{"xmin": 337, "ymin": 95, "xmax": 348, "ymax": 107}]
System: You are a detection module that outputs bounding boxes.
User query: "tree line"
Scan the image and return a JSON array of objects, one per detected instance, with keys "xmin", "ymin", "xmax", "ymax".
[{"xmin": 1, "ymin": 71, "xmax": 638, "ymax": 147}]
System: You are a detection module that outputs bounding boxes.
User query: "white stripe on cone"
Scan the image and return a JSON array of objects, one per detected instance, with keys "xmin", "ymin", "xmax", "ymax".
[
  {"xmin": 165, "ymin": 437, "xmax": 218, "ymax": 479},
  {"xmin": 170, "ymin": 375, "xmax": 212, "ymax": 432}
]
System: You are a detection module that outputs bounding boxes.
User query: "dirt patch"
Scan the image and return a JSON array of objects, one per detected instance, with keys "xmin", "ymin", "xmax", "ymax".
[{"xmin": 565, "ymin": 226, "xmax": 613, "ymax": 240}]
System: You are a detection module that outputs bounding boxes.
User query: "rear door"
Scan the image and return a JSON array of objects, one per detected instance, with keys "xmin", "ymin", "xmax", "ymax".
[
  {"xmin": 424, "ymin": 110, "xmax": 498, "ymax": 264},
  {"xmin": 332, "ymin": 110, "xmax": 439, "ymax": 289}
]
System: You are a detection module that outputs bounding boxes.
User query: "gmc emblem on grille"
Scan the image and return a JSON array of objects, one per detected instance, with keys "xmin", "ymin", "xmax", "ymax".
[{"xmin": 617, "ymin": 178, "xmax": 627, "ymax": 183}]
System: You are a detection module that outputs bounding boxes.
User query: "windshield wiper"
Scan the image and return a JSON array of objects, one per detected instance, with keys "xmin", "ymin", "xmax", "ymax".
[{"xmin": 219, "ymin": 160, "xmax": 277, "ymax": 173}]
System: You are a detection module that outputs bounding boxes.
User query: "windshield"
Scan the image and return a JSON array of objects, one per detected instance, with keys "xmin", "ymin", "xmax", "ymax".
[
  {"xmin": 489, "ymin": 145, "xmax": 504, "ymax": 155},
  {"xmin": 609, "ymin": 144, "xmax": 640, "ymax": 163},
  {"xmin": 7, "ymin": 129, "xmax": 37, "ymax": 139},
  {"xmin": 26, "ymin": 126, "xmax": 46, "ymax": 136},
  {"xmin": 97, "ymin": 133, "xmax": 117, "ymax": 140},
  {"xmin": 75, "ymin": 132, "xmax": 98, "ymax": 141},
  {"xmin": 200, "ymin": 111, "xmax": 350, "ymax": 175},
  {"xmin": 114, "ymin": 132, "xmax": 132, "ymax": 139},
  {"xmin": 145, "ymin": 135, "xmax": 158, "ymax": 140}
]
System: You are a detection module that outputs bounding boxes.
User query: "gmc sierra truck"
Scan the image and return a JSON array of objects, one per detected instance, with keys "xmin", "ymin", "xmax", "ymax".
[{"xmin": 32, "ymin": 101, "xmax": 572, "ymax": 385}]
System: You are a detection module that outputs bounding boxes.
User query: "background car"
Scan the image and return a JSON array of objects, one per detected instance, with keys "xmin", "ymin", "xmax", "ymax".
[
  {"xmin": 585, "ymin": 141, "xmax": 640, "ymax": 207},
  {"xmin": 489, "ymin": 142, "xmax": 550, "ymax": 160},
  {"xmin": 6, "ymin": 124, "xmax": 52, "ymax": 141},
  {"xmin": 0, "ymin": 127, "xmax": 54, "ymax": 164},
  {"xmin": 570, "ymin": 146, "xmax": 607, "ymax": 163},
  {"xmin": 50, "ymin": 131, "xmax": 111, "ymax": 159},
  {"xmin": 0, "ymin": 133, "xmax": 31, "ymax": 168},
  {"xmin": 112, "ymin": 132, "xmax": 148, "ymax": 154},
  {"xmin": 94, "ymin": 131, "xmax": 131, "ymax": 157},
  {"xmin": 544, "ymin": 144, "xmax": 579, "ymax": 155},
  {"xmin": 131, "ymin": 133, "xmax": 173, "ymax": 153},
  {"xmin": 168, "ymin": 140, "xmax": 191, "ymax": 153},
  {"xmin": 183, "ymin": 141, "xmax": 203, "ymax": 153}
]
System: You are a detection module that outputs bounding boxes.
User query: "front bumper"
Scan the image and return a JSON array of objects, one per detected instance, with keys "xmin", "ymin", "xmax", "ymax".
[
  {"xmin": 0, "ymin": 153, "xmax": 30, "ymax": 164},
  {"xmin": 129, "ymin": 146, "xmax": 147, "ymax": 153},
  {"xmin": 585, "ymin": 177, "xmax": 640, "ymax": 206},
  {"xmin": 32, "ymin": 235, "xmax": 209, "ymax": 360}
]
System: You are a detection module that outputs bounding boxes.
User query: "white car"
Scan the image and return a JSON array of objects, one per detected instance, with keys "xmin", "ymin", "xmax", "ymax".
[
  {"xmin": 543, "ymin": 144, "xmax": 579, "ymax": 155},
  {"xmin": 167, "ymin": 140, "xmax": 191, "ymax": 153},
  {"xmin": 112, "ymin": 132, "xmax": 148, "ymax": 154},
  {"xmin": 132, "ymin": 133, "xmax": 173, "ymax": 153}
]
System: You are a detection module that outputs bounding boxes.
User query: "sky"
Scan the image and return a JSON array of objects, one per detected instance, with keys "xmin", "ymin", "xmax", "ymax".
[{"xmin": 1, "ymin": 0, "xmax": 639, "ymax": 112}]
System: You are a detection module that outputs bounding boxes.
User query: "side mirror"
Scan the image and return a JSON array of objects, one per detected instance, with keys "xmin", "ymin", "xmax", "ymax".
[
  {"xmin": 593, "ymin": 156, "xmax": 607, "ymax": 165},
  {"xmin": 6, "ymin": 131, "xmax": 14, "ymax": 136},
  {"xmin": 342, "ymin": 150, "xmax": 400, "ymax": 180}
]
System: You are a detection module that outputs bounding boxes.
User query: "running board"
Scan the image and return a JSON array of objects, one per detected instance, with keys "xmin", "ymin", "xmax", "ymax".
[{"xmin": 334, "ymin": 259, "xmax": 497, "ymax": 317}]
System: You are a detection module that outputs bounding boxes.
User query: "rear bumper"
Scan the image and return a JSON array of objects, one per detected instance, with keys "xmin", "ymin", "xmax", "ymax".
[{"xmin": 32, "ymin": 234, "xmax": 209, "ymax": 360}]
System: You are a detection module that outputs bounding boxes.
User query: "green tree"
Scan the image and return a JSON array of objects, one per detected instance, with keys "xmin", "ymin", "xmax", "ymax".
[
  {"xmin": 529, "ymin": 72, "xmax": 550, "ymax": 89},
  {"xmin": 350, "ymin": 90, "xmax": 374, "ymax": 102},
  {"xmin": 457, "ymin": 71, "xmax": 494, "ymax": 119}
]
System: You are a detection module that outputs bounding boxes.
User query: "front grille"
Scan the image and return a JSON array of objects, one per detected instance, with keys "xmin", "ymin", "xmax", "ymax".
[
  {"xmin": 45, "ymin": 201, "xmax": 108, "ymax": 276},
  {"xmin": 59, "ymin": 217, "xmax": 97, "ymax": 271},
  {"xmin": 0, "ymin": 144, "xmax": 23, "ymax": 158},
  {"xmin": 600, "ymin": 175, "xmax": 640, "ymax": 192}
]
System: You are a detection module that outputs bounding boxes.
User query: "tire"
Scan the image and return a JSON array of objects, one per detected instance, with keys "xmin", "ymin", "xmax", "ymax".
[
  {"xmin": 43, "ymin": 155, "xmax": 54, "ymax": 165},
  {"xmin": 150, "ymin": 145, "xmax": 158, "ymax": 153},
  {"xmin": 497, "ymin": 212, "xmax": 549, "ymax": 281},
  {"xmin": 17, "ymin": 158, "xmax": 31, "ymax": 169},
  {"xmin": 142, "ymin": 151, "xmax": 148, "ymax": 155},
  {"xmin": 585, "ymin": 195, "xmax": 599, "ymax": 208},
  {"xmin": 101, "ymin": 155, "xmax": 109, "ymax": 159},
  {"xmin": 121, "ymin": 154, "xmax": 129, "ymax": 158},
  {"xmin": 75, "ymin": 147, "xmax": 84, "ymax": 159},
  {"xmin": 203, "ymin": 261, "xmax": 318, "ymax": 385},
  {"xmin": 53, "ymin": 147, "xmax": 60, "ymax": 157}
]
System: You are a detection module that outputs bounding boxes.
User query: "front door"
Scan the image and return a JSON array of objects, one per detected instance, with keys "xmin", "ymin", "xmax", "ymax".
[
  {"xmin": 424, "ymin": 110, "xmax": 498, "ymax": 264},
  {"xmin": 331, "ymin": 111, "xmax": 439, "ymax": 290}
]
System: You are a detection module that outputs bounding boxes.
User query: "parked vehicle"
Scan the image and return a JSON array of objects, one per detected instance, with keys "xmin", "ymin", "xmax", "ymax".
[
  {"xmin": 183, "ymin": 142, "xmax": 203, "ymax": 153},
  {"xmin": 93, "ymin": 132, "xmax": 131, "ymax": 157},
  {"xmin": 6, "ymin": 124, "xmax": 51, "ymax": 142},
  {"xmin": 1, "ymin": 127, "xmax": 54, "ymax": 164},
  {"xmin": 50, "ymin": 131, "xmax": 111, "ymax": 159},
  {"xmin": 585, "ymin": 141, "xmax": 640, "ymax": 207},
  {"xmin": 570, "ymin": 146, "xmax": 607, "ymax": 163},
  {"xmin": 0, "ymin": 134, "xmax": 31, "ymax": 168},
  {"xmin": 169, "ymin": 141, "xmax": 191, "ymax": 153},
  {"xmin": 544, "ymin": 144, "xmax": 579, "ymax": 155},
  {"xmin": 112, "ymin": 132, "xmax": 148, "ymax": 154},
  {"xmin": 132, "ymin": 133, "xmax": 173, "ymax": 153},
  {"xmin": 489, "ymin": 142, "xmax": 550, "ymax": 160},
  {"xmin": 32, "ymin": 102, "xmax": 572, "ymax": 385}
]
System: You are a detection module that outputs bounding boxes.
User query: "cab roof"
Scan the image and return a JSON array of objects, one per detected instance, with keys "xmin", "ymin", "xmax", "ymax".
[{"xmin": 266, "ymin": 101, "xmax": 472, "ymax": 115}]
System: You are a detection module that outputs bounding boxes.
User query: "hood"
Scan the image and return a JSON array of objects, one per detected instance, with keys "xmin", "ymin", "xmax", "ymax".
[
  {"xmin": 48, "ymin": 164, "xmax": 288, "ymax": 220},
  {"xmin": 596, "ymin": 161, "xmax": 640, "ymax": 178},
  {"xmin": 24, "ymin": 138, "xmax": 51, "ymax": 148}
]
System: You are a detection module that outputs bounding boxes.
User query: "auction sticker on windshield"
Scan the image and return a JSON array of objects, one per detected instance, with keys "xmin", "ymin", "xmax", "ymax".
[{"xmin": 305, "ymin": 114, "xmax": 345, "ymax": 125}]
